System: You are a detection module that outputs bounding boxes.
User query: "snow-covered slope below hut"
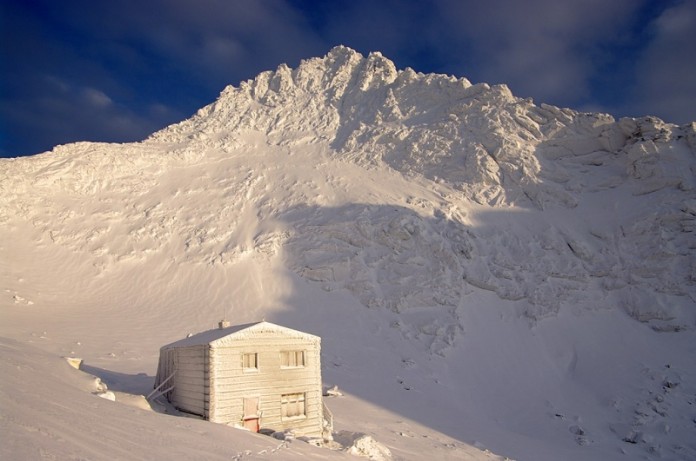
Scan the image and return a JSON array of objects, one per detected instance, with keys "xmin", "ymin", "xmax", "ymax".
[{"xmin": 1, "ymin": 47, "xmax": 695, "ymax": 461}]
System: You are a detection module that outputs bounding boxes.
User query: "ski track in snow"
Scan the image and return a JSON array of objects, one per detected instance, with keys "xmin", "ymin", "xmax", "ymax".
[{"xmin": 1, "ymin": 46, "xmax": 695, "ymax": 461}]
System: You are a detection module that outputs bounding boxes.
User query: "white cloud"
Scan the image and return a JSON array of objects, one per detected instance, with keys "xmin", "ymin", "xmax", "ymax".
[
  {"xmin": 44, "ymin": 75, "xmax": 70, "ymax": 93},
  {"xmin": 82, "ymin": 88, "xmax": 113, "ymax": 108},
  {"xmin": 201, "ymin": 36, "xmax": 244, "ymax": 64},
  {"xmin": 433, "ymin": 0, "xmax": 643, "ymax": 106},
  {"xmin": 148, "ymin": 103, "xmax": 177, "ymax": 118},
  {"xmin": 627, "ymin": 0, "xmax": 696, "ymax": 123},
  {"xmin": 95, "ymin": 0, "xmax": 324, "ymax": 89}
]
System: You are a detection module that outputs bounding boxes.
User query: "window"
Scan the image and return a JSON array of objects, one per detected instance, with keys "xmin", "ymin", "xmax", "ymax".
[
  {"xmin": 280, "ymin": 350, "xmax": 305, "ymax": 368},
  {"xmin": 242, "ymin": 353, "xmax": 258, "ymax": 371},
  {"xmin": 281, "ymin": 393, "xmax": 306, "ymax": 419}
]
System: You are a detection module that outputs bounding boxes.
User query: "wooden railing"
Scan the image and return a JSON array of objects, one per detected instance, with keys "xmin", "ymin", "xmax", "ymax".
[{"xmin": 322, "ymin": 400, "xmax": 334, "ymax": 436}]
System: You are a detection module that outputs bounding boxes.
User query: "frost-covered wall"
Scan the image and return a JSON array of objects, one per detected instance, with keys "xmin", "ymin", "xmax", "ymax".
[
  {"xmin": 208, "ymin": 337, "xmax": 322, "ymax": 436},
  {"xmin": 155, "ymin": 345, "xmax": 209, "ymax": 418},
  {"xmin": 155, "ymin": 322, "xmax": 324, "ymax": 437}
]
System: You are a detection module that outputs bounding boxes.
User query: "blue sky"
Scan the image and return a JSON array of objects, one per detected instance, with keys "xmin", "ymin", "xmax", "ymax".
[{"xmin": 1, "ymin": 0, "xmax": 695, "ymax": 158}]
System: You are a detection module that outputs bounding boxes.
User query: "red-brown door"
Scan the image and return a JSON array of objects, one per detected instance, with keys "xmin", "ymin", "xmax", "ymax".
[{"xmin": 243, "ymin": 397, "xmax": 260, "ymax": 432}]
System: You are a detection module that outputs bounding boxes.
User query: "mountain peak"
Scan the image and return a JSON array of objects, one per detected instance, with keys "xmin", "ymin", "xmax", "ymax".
[
  {"xmin": 147, "ymin": 47, "xmax": 696, "ymax": 214},
  {"xmin": 325, "ymin": 44, "xmax": 361, "ymax": 60}
]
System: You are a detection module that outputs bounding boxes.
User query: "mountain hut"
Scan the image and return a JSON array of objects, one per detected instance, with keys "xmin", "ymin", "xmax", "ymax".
[{"xmin": 153, "ymin": 321, "xmax": 330, "ymax": 439}]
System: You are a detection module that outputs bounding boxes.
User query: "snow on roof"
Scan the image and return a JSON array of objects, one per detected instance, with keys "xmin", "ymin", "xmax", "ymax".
[{"xmin": 161, "ymin": 321, "xmax": 320, "ymax": 349}]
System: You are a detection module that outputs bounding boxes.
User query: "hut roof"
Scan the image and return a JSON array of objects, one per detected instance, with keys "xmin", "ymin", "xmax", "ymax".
[{"xmin": 161, "ymin": 321, "xmax": 320, "ymax": 349}]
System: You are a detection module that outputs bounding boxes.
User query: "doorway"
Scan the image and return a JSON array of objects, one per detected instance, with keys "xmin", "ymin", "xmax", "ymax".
[{"xmin": 243, "ymin": 397, "xmax": 260, "ymax": 432}]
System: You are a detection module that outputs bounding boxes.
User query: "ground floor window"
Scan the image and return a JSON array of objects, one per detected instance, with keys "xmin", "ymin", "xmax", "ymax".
[{"xmin": 281, "ymin": 393, "xmax": 306, "ymax": 419}]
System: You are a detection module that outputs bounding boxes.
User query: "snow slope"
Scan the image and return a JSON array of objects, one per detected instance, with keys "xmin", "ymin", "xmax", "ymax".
[{"xmin": 1, "ymin": 46, "xmax": 695, "ymax": 460}]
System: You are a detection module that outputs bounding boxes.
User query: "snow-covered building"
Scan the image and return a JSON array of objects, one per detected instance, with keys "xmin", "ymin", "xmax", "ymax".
[{"xmin": 153, "ymin": 321, "xmax": 328, "ymax": 438}]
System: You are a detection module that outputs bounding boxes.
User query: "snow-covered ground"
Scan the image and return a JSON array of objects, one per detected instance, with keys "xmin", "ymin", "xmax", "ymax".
[{"xmin": 2, "ymin": 47, "xmax": 695, "ymax": 460}]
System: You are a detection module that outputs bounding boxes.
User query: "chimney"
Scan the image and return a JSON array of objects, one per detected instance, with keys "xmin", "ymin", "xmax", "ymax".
[{"xmin": 218, "ymin": 319, "xmax": 230, "ymax": 329}]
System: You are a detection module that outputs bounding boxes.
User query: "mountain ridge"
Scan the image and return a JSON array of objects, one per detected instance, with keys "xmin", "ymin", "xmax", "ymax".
[
  {"xmin": 3, "ymin": 46, "xmax": 693, "ymax": 329},
  {"xmin": 150, "ymin": 45, "xmax": 696, "ymax": 208}
]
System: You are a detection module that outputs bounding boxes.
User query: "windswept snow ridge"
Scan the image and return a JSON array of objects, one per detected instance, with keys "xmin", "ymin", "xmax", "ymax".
[{"xmin": 2, "ymin": 47, "xmax": 695, "ymax": 461}]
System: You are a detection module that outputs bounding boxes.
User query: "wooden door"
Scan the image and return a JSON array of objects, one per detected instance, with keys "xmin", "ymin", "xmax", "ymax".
[{"xmin": 243, "ymin": 397, "xmax": 260, "ymax": 432}]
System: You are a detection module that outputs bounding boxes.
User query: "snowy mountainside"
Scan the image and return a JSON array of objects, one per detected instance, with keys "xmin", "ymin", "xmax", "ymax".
[
  {"xmin": 5, "ymin": 46, "xmax": 694, "ymax": 329},
  {"xmin": 149, "ymin": 46, "xmax": 696, "ymax": 328},
  {"xmin": 2, "ymin": 47, "xmax": 696, "ymax": 460}
]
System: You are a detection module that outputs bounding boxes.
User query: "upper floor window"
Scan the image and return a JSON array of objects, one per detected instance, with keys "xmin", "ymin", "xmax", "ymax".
[
  {"xmin": 242, "ymin": 352, "xmax": 258, "ymax": 371},
  {"xmin": 280, "ymin": 350, "xmax": 305, "ymax": 368}
]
